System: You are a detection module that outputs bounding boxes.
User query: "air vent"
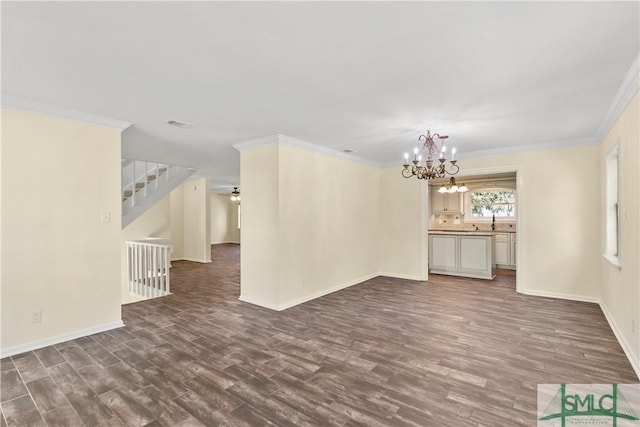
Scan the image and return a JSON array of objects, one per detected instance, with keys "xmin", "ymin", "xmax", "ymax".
[{"xmin": 166, "ymin": 120, "xmax": 195, "ymax": 129}]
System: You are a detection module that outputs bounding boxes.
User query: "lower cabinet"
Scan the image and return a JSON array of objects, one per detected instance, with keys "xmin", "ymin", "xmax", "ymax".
[
  {"xmin": 429, "ymin": 235, "xmax": 457, "ymax": 271},
  {"xmin": 494, "ymin": 233, "xmax": 511, "ymax": 266},
  {"xmin": 495, "ymin": 233, "xmax": 516, "ymax": 270},
  {"xmin": 429, "ymin": 234, "xmax": 496, "ymax": 280}
]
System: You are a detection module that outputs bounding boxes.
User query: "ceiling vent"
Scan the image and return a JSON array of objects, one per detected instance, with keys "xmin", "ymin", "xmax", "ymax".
[{"xmin": 166, "ymin": 119, "xmax": 195, "ymax": 129}]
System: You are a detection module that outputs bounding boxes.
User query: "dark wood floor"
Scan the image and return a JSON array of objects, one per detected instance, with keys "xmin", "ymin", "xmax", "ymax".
[{"xmin": 1, "ymin": 244, "xmax": 637, "ymax": 426}]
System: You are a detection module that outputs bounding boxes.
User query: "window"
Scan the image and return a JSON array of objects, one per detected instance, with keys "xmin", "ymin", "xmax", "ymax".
[
  {"xmin": 604, "ymin": 145, "xmax": 620, "ymax": 266},
  {"xmin": 469, "ymin": 189, "xmax": 516, "ymax": 218}
]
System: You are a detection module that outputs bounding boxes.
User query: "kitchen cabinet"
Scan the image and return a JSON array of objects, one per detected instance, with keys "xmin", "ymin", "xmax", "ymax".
[
  {"xmin": 429, "ymin": 232, "xmax": 495, "ymax": 280},
  {"xmin": 494, "ymin": 233, "xmax": 510, "ymax": 267},
  {"xmin": 429, "ymin": 235, "xmax": 457, "ymax": 271},
  {"xmin": 494, "ymin": 232, "xmax": 516, "ymax": 269},
  {"xmin": 431, "ymin": 191, "xmax": 463, "ymax": 214}
]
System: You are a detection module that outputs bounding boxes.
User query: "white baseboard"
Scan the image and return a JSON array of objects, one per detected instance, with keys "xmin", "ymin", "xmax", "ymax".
[
  {"xmin": 239, "ymin": 272, "xmax": 378, "ymax": 311},
  {"xmin": 518, "ymin": 288, "xmax": 600, "ymax": 304},
  {"xmin": 1, "ymin": 320, "xmax": 125, "ymax": 358},
  {"xmin": 519, "ymin": 288, "xmax": 639, "ymax": 380},
  {"xmin": 238, "ymin": 295, "xmax": 281, "ymax": 311},
  {"xmin": 171, "ymin": 257, "xmax": 212, "ymax": 263},
  {"xmin": 600, "ymin": 302, "xmax": 640, "ymax": 380},
  {"xmin": 278, "ymin": 273, "xmax": 378, "ymax": 311},
  {"xmin": 378, "ymin": 272, "xmax": 426, "ymax": 281}
]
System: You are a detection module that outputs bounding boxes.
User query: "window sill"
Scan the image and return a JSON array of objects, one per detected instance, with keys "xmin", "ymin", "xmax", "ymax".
[
  {"xmin": 463, "ymin": 218, "xmax": 516, "ymax": 224},
  {"xmin": 603, "ymin": 254, "xmax": 622, "ymax": 269}
]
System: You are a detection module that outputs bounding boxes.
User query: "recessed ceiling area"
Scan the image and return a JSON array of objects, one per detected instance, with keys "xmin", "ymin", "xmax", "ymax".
[
  {"xmin": 429, "ymin": 172, "xmax": 517, "ymax": 187},
  {"xmin": 2, "ymin": 2, "xmax": 638, "ymax": 189}
]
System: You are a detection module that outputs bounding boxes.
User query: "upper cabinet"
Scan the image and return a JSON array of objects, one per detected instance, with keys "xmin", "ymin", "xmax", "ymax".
[{"xmin": 431, "ymin": 191, "xmax": 464, "ymax": 214}]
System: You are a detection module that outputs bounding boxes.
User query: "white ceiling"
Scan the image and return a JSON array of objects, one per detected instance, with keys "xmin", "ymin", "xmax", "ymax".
[{"xmin": 2, "ymin": 2, "xmax": 638, "ymax": 189}]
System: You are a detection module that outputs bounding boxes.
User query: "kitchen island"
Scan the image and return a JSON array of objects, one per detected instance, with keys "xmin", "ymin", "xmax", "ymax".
[{"xmin": 428, "ymin": 231, "xmax": 496, "ymax": 280}]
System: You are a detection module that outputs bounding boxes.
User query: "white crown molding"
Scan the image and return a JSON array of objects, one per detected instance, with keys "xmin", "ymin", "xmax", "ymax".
[
  {"xmin": 232, "ymin": 134, "xmax": 280, "ymax": 151},
  {"xmin": 596, "ymin": 53, "xmax": 640, "ymax": 142},
  {"xmin": 233, "ymin": 133, "xmax": 383, "ymax": 168},
  {"xmin": 1, "ymin": 94, "xmax": 132, "ymax": 131}
]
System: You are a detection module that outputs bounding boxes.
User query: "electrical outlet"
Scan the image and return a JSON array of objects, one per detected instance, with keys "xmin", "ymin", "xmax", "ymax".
[
  {"xmin": 30, "ymin": 309, "xmax": 42, "ymax": 324},
  {"xmin": 101, "ymin": 211, "xmax": 111, "ymax": 223},
  {"xmin": 632, "ymin": 318, "xmax": 636, "ymax": 333}
]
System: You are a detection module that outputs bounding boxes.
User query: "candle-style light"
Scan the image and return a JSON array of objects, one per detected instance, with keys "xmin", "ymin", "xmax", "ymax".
[{"xmin": 402, "ymin": 130, "xmax": 460, "ymax": 180}]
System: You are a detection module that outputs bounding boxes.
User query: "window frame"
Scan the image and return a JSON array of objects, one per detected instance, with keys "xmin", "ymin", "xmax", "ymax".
[
  {"xmin": 463, "ymin": 186, "xmax": 517, "ymax": 223},
  {"xmin": 604, "ymin": 144, "xmax": 621, "ymax": 267}
]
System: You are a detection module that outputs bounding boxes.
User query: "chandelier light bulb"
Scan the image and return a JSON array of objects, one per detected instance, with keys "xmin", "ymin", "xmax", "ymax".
[{"xmin": 451, "ymin": 147, "xmax": 456, "ymax": 161}]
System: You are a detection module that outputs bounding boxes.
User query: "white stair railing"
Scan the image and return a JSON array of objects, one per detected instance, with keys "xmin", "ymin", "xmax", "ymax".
[
  {"xmin": 121, "ymin": 159, "xmax": 197, "ymax": 228},
  {"xmin": 126, "ymin": 239, "xmax": 172, "ymax": 299}
]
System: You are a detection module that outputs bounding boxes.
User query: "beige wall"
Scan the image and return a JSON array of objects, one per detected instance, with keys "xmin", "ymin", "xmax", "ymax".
[
  {"xmin": 210, "ymin": 192, "xmax": 240, "ymax": 244},
  {"xmin": 240, "ymin": 144, "xmax": 280, "ymax": 308},
  {"xmin": 169, "ymin": 184, "xmax": 185, "ymax": 260},
  {"xmin": 1, "ymin": 108, "xmax": 122, "ymax": 355},
  {"xmin": 600, "ymin": 91, "xmax": 639, "ymax": 373},
  {"xmin": 458, "ymin": 144, "xmax": 602, "ymax": 301},
  {"xmin": 378, "ymin": 168, "xmax": 428, "ymax": 280},
  {"xmin": 239, "ymin": 140, "xmax": 603, "ymax": 310},
  {"xmin": 278, "ymin": 144, "xmax": 380, "ymax": 307},
  {"xmin": 239, "ymin": 142, "xmax": 380, "ymax": 310},
  {"xmin": 170, "ymin": 179, "xmax": 211, "ymax": 263},
  {"xmin": 120, "ymin": 194, "xmax": 171, "ymax": 304},
  {"xmin": 183, "ymin": 178, "xmax": 211, "ymax": 262}
]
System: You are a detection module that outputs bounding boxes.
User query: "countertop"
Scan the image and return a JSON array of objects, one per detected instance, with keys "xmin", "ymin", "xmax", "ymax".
[{"xmin": 428, "ymin": 229, "xmax": 516, "ymax": 236}]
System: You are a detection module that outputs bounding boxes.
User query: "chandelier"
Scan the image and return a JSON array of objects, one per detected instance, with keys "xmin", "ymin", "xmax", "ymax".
[
  {"xmin": 230, "ymin": 187, "xmax": 241, "ymax": 203},
  {"xmin": 402, "ymin": 130, "xmax": 460, "ymax": 180},
  {"xmin": 438, "ymin": 177, "xmax": 468, "ymax": 193}
]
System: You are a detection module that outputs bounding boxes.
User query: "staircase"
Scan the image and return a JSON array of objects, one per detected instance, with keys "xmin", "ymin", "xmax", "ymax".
[{"xmin": 122, "ymin": 159, "xmax": 196, "ymax": 228}]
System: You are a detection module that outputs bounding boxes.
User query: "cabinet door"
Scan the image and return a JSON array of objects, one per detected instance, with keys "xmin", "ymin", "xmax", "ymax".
[
  {"xmin": 511, "ymin": 234, "xmax": 517, "ymax": 267},
  {"xmin": 494, "ymin": 235, "xmax": 510, "ymax": 266},
  {"xmin": 431, "ymin": 192, "xmax": 446, "ymax": 213},
  {"xmin": 459, "ymin": 236, "xmax": 490, "ymax": 272},
  {"xmin": 429, "ymin": 235, "xmax": 457, "ymax": 270},
  {"xmin": 446, "ymin": 192, "xmax": 463, "ymax": 214}
]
